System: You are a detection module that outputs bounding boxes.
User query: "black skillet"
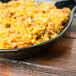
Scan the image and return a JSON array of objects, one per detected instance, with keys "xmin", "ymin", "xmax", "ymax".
[{"xmin": 0, "ymin": 0, "xmax": 76, "ymax": 59}]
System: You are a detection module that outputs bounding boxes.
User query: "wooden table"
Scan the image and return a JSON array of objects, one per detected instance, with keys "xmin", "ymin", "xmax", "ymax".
[{"xmin": 0, "ymin": 13, "xmax": 76, "ymax": 76}]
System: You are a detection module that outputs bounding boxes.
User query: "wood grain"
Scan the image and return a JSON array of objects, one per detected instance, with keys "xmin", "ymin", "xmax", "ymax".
[{"xmin": 0, "ymin": 58, "xmax": 60, "ymax": 76}]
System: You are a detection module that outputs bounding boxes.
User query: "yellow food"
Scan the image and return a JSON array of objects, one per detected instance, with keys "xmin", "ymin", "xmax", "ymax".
[{"xmin": 0, "ymin": 0, "xmax": 70, "ymax": 49}]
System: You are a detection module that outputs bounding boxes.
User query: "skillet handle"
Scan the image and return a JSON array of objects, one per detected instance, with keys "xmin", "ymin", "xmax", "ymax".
[
  {"xmin": 71, "ymin": 6, "xmax": 76, "ymax": 19},
  {"xmin": 64, "ymin": 6, "xmax": 76, "ymax": 31},
  {"xmin": 63, "ymin": 6, "xmax": 76, "ymax": 38},
  {"xmin": 72, "ymin": 6, "xmax": 76, "ymax": 13}
]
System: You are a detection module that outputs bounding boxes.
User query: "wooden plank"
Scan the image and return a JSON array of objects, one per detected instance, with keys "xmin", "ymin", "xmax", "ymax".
[
  {"xmin": 63, "ymin": 31, "xmax": 76, "ymax": 38},
  {"xmin": 0, "ymin": 58, "xmax": 59, "ymax": 76},
  {"xmin": 0, "ymin": 58, "xmax": 76, "ymax": 76}
]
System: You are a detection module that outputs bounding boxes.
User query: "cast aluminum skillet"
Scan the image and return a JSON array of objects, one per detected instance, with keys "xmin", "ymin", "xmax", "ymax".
[{"xmin": 0, "ymin": 0, "xmax": 76, "ymax": 59}]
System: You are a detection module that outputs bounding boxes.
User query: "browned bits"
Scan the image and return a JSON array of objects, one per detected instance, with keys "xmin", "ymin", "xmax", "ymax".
[
  {"xmin": 11, "ymin": 42, "xmax": 17, "ymax": 49},
  {"xmin": 46, "ymin": 30, "xmax": 52, "ymax": 34},
  {"xmin": 8, "ymin": 12, "xmax": 13, "ymax": 18},
  {"xmin": 5, "ymin": 24, "xmax": 11, "ymax": 28}
]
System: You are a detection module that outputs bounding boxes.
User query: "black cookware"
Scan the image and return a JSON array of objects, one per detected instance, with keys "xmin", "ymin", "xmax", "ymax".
[{"xmin": 0, "ymin": 0, "xmax": 76, "ymax": 59}]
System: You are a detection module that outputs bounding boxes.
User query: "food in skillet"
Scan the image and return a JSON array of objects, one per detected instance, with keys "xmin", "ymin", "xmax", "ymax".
[{"xmin": 0, "ymin": 0, "xmax": 70, "ymax": 49}]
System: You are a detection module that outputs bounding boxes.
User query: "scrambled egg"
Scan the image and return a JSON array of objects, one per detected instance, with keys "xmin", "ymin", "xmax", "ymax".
[{"xmin": 0, "ymin": 0, "xmax": 70, "ymax": 49}]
